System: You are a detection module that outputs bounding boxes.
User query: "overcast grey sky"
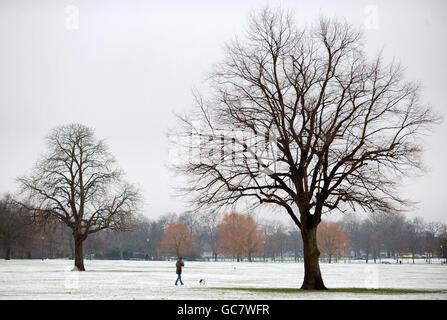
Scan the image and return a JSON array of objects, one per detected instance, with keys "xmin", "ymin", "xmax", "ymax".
[{"xmin": 0, "ymin": 0, "xmax": 446, "ymax": 224}]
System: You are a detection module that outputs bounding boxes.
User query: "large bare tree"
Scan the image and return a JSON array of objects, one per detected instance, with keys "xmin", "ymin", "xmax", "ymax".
[
  {"xmin": 172, "ymin": 8, "xmax": 440, "ymax": 289},
  {"xmin": 18, "ymin": 124, "xmax": 141, "ymax": 270}
]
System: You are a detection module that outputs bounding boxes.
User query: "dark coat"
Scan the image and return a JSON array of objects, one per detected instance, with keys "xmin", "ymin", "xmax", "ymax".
[{"xmin": 176, "ymin": 260, "xmax": 184, "ymax": 274}]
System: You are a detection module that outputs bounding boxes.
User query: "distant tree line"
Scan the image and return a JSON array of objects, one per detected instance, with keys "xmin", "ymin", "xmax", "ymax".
[
  {"xmin": 340, "ymin": 212, "xmax": 447, "ymax": 263},
  {"xmin": 1, "ymin": 194, "xmax": 446, "ymax": 262}
]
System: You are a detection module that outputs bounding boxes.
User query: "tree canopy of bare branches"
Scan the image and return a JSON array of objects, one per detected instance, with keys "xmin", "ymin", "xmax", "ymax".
[
  {"xmin": 17, "ymin": 123, "xmax": 141, "ymax": 270},
  {"xmin": 172, "ymin": 8, "xmax": 440, "ymax": 289}
]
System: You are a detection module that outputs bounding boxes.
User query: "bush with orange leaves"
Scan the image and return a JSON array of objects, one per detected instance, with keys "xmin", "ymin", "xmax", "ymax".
[
  {"xmin": 317, "ymin": 221, "xmax": 350, "ymax": 263},
  {"xmin": 159, "ymin": 222, "xmax": 196, "ymax": 257},
  {"xmin": 217, "ymin": 212, "xmax": 265, "ymax": 262}
]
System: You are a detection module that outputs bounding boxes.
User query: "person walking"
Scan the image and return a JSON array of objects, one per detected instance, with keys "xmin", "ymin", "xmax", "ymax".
[{"xmin": 175, "ymin": 257, "xmax": 184, "ymax": 286}]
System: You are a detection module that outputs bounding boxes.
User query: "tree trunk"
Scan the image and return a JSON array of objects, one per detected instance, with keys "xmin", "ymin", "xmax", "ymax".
[
  {"xmin": 301, "ymin": 227, "xmax": 327, "ymax": 290},
  {"xmin": 5, "ymin": 246, "xmax": 11, "ymax": 260},
  {"xmin": 74, "ymin": 236, "xmax": 85, "ymax": 271}
]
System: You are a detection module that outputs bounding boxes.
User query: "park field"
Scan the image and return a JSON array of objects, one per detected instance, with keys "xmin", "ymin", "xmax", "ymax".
[{"xmin": 0, "ymin": 259, "xmax": 446, "ymax": 300}]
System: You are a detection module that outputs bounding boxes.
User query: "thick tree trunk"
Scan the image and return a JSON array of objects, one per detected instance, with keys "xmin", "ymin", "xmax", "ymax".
[
  {"xmin": 301, "ymin": 227, "xmax": 327, "ymax": 290},
  {"xmin": 74, "ymin": 236, "xmax": 85, "ymax": 271}
]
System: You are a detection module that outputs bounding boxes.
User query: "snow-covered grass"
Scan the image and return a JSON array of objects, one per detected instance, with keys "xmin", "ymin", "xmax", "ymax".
[{"xmin": 0, "ymin": 259, "xmax": 446, "ymax": 300}]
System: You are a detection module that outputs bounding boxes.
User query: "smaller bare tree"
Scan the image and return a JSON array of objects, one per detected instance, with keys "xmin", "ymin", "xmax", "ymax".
[{"xmin": 17, "ymin": 124, "xmax": 141, "ymax": 270}]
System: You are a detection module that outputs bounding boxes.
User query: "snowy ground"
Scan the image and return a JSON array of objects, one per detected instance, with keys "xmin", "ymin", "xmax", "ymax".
[{"xmin": 0, "ymin": 259, "xmax": 446, "ymax": 300}]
